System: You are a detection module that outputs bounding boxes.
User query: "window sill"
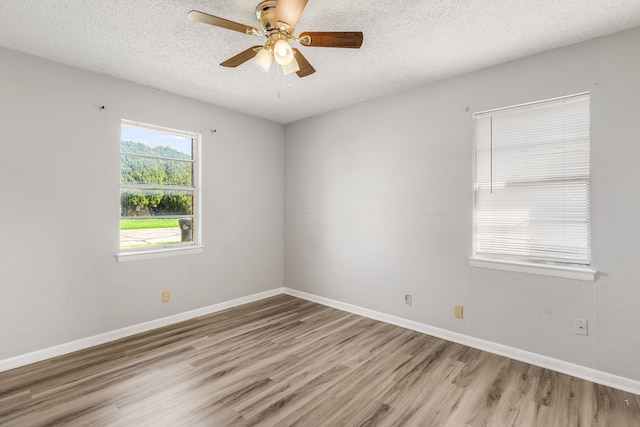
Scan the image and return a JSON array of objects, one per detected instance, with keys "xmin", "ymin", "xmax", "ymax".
[
  {"xmin": 469, "ymin": 257, "xmax": 596, "ymax": 281},
  {"xmin": 116, "ymin": 245, "xmax": 204, "ymax": 263}
]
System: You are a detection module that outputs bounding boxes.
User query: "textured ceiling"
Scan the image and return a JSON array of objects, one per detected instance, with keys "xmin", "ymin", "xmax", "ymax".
[{"xmin": 1, "ymin": 1, "xmax": 640, "ymax": 123}]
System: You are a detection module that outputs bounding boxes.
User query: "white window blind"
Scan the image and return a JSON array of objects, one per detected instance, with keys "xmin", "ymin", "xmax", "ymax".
[{"xmin": 473, "ymin": 93, "xmax": 591, "ymax": 266}]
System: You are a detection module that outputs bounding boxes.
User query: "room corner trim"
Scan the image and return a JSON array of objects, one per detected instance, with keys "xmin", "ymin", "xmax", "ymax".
[
  {"xmin": 283, "ymin": 287, "xmax": 640, "ymax": 396},
  {"xmin": 0, "ymin": 287, "xmax": 285, "ymax": 373}
]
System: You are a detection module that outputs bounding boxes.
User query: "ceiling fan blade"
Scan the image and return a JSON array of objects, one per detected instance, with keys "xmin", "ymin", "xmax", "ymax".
[
  {"xmin": 299, "ymin": 32, "xmax": 363, "ymax": 48},
  {"xmin": 187, "ymin": 10, "xmax": 260, "ymax": 35},
  {"xmin": 292, "ymin": 48, "xmax": 315, "ymax": 77},
  {"xmin": 274, "ymin": 0, "xmax": 308, "ymax": 31},
  {"xmin": 220, "ymin": 46, "xmax": 262, "ymax": 67}
]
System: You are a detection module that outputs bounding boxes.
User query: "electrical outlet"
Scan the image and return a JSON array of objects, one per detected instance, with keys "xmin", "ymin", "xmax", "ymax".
[
  {"xmin": 454, "ymin": 305, "xmax": 464, "ymax": 319},
  {"xmin": 404, "ymin": 294, "xmax": 412, "ymax": 306},
  {"xmin": 575, "ymin": 318, "xmax": 588, "ymax": 336},
  {"xmin": 162, "ymin": 290, "xmax": 170, "ymax": 303}
]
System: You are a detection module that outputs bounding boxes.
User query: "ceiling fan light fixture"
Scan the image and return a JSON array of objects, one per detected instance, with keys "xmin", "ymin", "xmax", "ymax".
[
  {"xmin": 281, "ymin": 56, "xmax": 300, "ymax": 75},
  {"xmin": 273, "ymin": 39, "xmax": 294, "ymax": 65},
  {"xmin": 188, "ymin": 1, "xmax": 363, "ymax": 78},
  {"xmin": 254, "ymin": 47, "xmax": 273, "ymax": 72}
]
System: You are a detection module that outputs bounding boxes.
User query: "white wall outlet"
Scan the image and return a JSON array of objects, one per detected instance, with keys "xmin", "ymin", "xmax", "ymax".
[
  {"xmin": 404, "ymin": 294, "xmax": 412, "ymax": 306},
  {"xmin": 575, "ymin": 318, "xmax": 588, "ymax": 336}
]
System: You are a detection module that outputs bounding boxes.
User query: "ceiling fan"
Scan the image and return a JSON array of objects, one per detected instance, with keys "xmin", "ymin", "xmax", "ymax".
[{"xmin": 187, "ymin": 0, "xmax": 363, "ymax": 78}]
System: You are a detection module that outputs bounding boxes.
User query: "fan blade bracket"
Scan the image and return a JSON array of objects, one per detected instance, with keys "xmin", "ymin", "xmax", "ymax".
[
  {"xmin": 298, "ymin": 32, "xmax": 363, "ymax": 48},
  {"xmin": 298, "ymin": 34, "xmax": 311, "ymax": 46},
  {"xmin": 276, "ymin": 21, "xmax": 293, "ymax": 32}
]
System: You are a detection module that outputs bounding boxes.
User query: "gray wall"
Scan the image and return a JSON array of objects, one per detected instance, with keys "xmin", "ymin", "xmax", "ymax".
[
  {"xmin": 284, "ymin": 27, "xmax": 640, "ymax": 381},
  {"xmin": 0, "ymin": 47, "xmax": 284, "ymax": 360}
]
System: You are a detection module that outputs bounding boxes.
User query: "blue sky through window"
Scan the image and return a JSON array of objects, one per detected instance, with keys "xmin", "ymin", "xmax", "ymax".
[{"xmin": 121, "ymin": 124, "xmax": 192, "ymax": 156}]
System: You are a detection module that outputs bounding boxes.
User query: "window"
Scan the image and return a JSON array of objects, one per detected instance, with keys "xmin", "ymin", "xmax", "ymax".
[
  {"xmin": 118, "ymin": 120, "xmax": 201, "ymax": 259},
  {"xmin": 471, "ymin": 93, "xmax": 594, "ymax": 280}
]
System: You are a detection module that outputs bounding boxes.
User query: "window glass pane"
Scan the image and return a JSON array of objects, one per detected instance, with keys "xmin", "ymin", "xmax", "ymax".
[
  {"xmin": 121, "ymin": 153, "xmax": 193, "ymax": 186},
  {"xmin": 120, "ymin": 189, "xmax": 193, "ymax": 217},
  {"xmin": 120, "ymin": 120, "xmax": 199, "ymax": 254},
  {"xmin": 120, "ymin": 217, "xmax": 193, "ymax": 249},
  {"xmin": 121, "ymin": 124, "xmax": 192, "ymax": 158}
]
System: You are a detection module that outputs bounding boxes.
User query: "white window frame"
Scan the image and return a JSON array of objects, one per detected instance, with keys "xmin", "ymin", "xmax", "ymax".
[
  {"xmin": 469, "ymin": 93, "xmax": 596, "ymax": 281},
  {"xmin": 116, "ymin": 120, "xmax": 203, "ymax": 262}
]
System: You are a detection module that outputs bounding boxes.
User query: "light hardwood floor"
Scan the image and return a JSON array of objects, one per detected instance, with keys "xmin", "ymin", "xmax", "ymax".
[{"xmin": 1, "ymin": 295, "xmax": 639, "ymax": 426}]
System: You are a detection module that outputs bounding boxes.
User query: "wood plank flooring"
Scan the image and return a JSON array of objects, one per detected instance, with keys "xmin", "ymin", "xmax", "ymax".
[{"xmin": 1, "ymin": 295, "xmax": 639, "ymax": 426}]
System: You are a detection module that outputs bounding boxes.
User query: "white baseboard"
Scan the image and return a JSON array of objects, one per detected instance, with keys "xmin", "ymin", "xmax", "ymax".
[
  {"xmin": 283, "ymin": 287, "xmax": 640, "ymax": 396},
  {"xmin": 3, "ymin": 285, "xmax": 639, "ymax": 396},
  {"xmin": 0, "ymin": 287, "xmax": 284, "ymax": 373}
]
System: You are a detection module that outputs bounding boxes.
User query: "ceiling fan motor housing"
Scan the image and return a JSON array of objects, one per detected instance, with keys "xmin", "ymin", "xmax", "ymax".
[{"xmin": 256, "ymin": 0, "xmax": 278, "ymax": 33}]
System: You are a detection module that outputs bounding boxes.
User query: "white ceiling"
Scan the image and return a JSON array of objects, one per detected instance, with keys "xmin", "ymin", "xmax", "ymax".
[{"xmin": 1, "ymin": 1, "xmax": 640, "ymax": 124}]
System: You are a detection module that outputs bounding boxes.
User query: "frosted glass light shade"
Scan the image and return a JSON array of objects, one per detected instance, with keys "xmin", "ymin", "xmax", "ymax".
[
  {"xmin": 254, "ymin": 47, "xmax": 273, "ymax": 72},
  {"xmin": 273, "ymin": 39, "xmax": 294, "ymax": 65},
  {"xmin": 281, "ymin": 56, "xmax": 300, "ymax": 75}
]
